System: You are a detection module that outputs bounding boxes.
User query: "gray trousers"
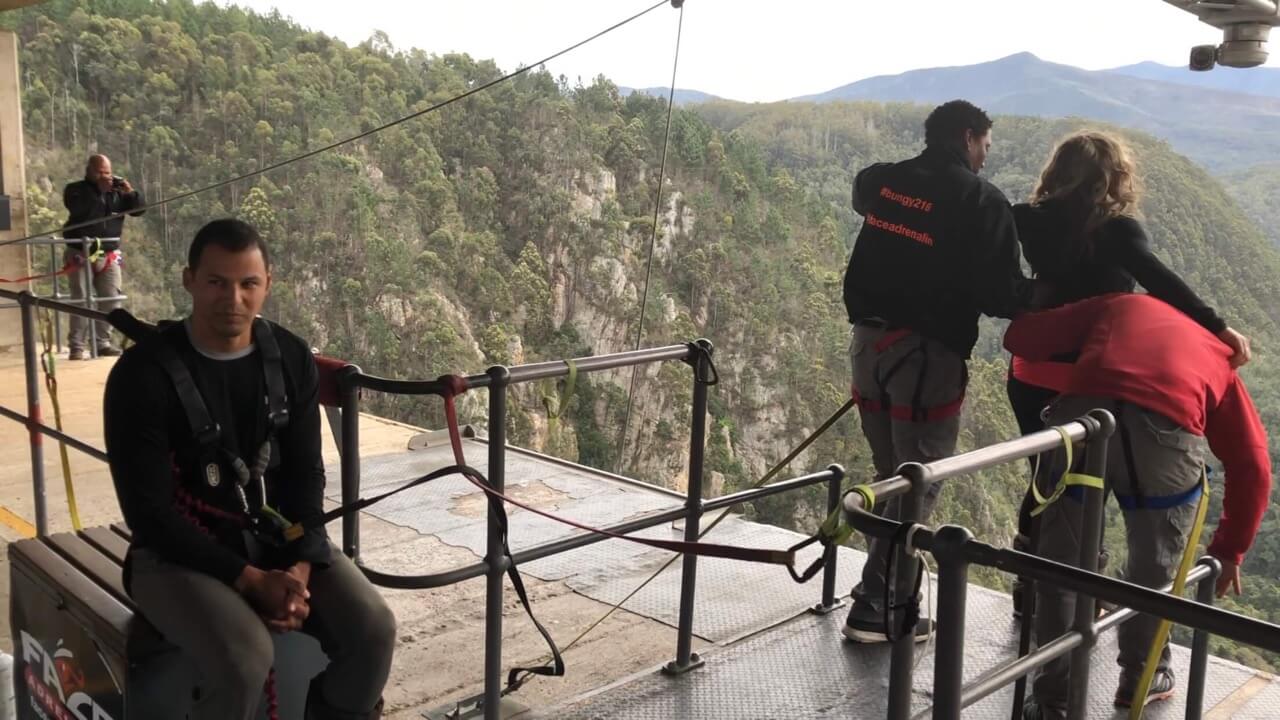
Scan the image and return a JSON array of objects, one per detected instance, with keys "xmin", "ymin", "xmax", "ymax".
[
  {"xmin": 847, "ymin": 326, "xmax": 965, "ymax": 619},
  {"xmin": 130, "ymin": 547, "xmax": 397, "ymax": 720},
  {"xmin": 64, "ymin": 248, "xmax": 122, "ymax": 351},
  {"xmin": 1031, "ymin": 395, "xmax": 1203, "ymax": 717}
]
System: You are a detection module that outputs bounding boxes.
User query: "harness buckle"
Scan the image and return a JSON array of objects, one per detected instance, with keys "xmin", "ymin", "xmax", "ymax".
[{"xmin": 267, "ymin": 408, "xmax": 289, "ymax": 431}]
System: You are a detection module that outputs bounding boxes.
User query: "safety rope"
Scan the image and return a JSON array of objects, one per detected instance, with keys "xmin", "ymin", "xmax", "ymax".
[
  {"xmin": 0, "ymin": 1, "xmax": 675, "ymax": 251},
  {"xmin": 37, "ymin": 309, "xmax": 81, "ymax": 530},
  {"xmin": 1129, "ymin": 468, "xmax": 1212, "ymax": 719},
  {"xmin": 616, "ymin": 0, "xmax": 686, "ymax": 476}
]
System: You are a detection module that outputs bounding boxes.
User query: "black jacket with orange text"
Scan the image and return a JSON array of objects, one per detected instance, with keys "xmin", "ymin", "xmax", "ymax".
[{"xmin": 842, "ymin": 145, "xmax": 1033, "ymax": 357}]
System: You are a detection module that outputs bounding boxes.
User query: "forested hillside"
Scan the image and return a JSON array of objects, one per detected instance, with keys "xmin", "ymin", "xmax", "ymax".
[{"xmin": 4, "ymin": 0, "xmax": 1279, "ymax": 669}]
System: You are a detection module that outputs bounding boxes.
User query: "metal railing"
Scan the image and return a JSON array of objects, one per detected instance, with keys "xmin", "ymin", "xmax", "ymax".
[
  {"xmin": 1, "ymin": 237, "xmax": 127, "ymax": 357},
  {"xmin": 0, "ymin": 291, "xmax": 848, "ymax": 720},
  {"xmin": 330, "ymin": 338, "xmax": 848, "ymax": 717},
  {"xmin": 842, "ymin": 409, "xmax": 1280, "ymax": 720}
]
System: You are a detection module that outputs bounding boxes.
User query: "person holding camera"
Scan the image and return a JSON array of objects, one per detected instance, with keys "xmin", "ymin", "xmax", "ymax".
[{"xmin": 63, "ymin": 153, "xmax": 145, "ymax": 359}]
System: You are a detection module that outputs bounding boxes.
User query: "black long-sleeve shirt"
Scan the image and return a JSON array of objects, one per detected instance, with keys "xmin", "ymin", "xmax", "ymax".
[
  {"xmin": 104, "ymin": 320, "xmax": 330, "ymax": 589},
  {"xmin": 1014, "ymin": 200, "xmax": 1226, "ymax": 334},
  {"xmin": 63, "ymin": 179, "xmax": 145, "ymax": 251},
  {"xmin": 843, "ymin": 145, "xmax": 1034, "ymax": 357}
]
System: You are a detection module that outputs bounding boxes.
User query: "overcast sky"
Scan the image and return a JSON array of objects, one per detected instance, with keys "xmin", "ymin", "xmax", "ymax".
[{"xmin": 219, "ymin": 0, "xmax": 1280, "ymax": 103}]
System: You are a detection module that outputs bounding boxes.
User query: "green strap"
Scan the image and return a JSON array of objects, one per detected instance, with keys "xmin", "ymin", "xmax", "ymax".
[
  {"xmin": 541, "ymin": 359, "xmax": 578, "ymax": 428},
  {"xmin": 1030, "ymin": 427, "xmax": 1105, "ymax": 517},
  {"xmin": 813, "ymin": 484, "xmax": 878, "ymax": 547},
  {"xmin": 848, "ymin": 484, "xmax": 876, "ymax": 513},
  {"xmin": 818, "ymin": 506, "xmax": 854, "ymax": 546}
]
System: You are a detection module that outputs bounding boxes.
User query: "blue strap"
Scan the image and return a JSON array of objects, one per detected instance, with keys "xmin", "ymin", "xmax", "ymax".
[{"xmin": 1114, "ymin": 483, "xmax": 1204, "ymax": 511}]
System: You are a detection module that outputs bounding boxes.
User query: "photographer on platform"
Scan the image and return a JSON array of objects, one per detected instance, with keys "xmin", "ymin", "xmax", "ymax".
[{"xmin": 63, "ymin": 153, "xmax": 145, "ymax": 359}]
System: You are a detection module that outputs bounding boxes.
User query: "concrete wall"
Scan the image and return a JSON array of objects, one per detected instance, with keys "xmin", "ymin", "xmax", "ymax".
[{"xmin": 0, "ymin": 30, "xmax": 30, "ymax": 354}]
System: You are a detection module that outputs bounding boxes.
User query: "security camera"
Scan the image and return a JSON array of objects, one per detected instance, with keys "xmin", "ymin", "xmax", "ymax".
[{"xmin": 1190, "ymin": 44, "xmax": 1218, "ymax": 71}]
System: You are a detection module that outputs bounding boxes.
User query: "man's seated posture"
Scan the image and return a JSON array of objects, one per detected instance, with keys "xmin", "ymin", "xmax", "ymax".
[
  {"xmin": 1004, "ymin": 293, "xmax": 1271, "ymax": 720},
  {"xmin": 104, "ymin": 219, "xmax": 395, "ymax": 720}
]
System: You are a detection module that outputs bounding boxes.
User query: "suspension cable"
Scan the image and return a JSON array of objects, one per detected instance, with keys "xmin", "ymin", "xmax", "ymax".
[
  {"xmin": 0, "ymin": 0, "xmax": 671, "ymax": 250},
  {"xmin": 615, "ymin": 1, "xmax": 685, "ymax": 475}
]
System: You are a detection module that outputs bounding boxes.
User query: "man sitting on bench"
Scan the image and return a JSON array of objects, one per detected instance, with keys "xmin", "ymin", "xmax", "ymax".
[{"xmin": 104, "ymin": 218, "xmax": 395, "ymax": 720}]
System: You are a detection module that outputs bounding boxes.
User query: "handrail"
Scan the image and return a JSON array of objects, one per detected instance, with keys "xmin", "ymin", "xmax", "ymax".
[
  {"xmin": 357, "ymin": 467, "xmax": 842, "ymax": 590},
  {"xmin": 841, "ymin": 419, "xmax": 1096, "ymax": 516}
]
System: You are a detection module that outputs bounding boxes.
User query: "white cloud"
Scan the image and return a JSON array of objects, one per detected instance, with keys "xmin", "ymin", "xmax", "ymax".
[{"xmin": 220, "ymin": 0, "xmax": 1280, "ymax": 102}]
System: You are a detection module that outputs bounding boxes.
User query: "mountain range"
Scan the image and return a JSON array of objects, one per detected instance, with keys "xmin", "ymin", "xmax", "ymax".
[
  {"xmin": 792, "ymin": 52, "xmax": 1280, "ymax": 172},
  {"xmin": 646, "ymin": 54, "xmax": 1280, "ymax": 173}
]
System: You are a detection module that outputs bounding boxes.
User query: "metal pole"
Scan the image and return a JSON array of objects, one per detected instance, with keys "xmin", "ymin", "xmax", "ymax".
[
  {"xmin": 82, "ymin": 239, "xmax": 98, "ymax": 356},
  {"xmin": 1186, "ymin": 557, "xmax": 1221, "ymax": 720},
  {"xmin": 339, "ymin": 366, "xmax": 362, "ymax": 560},
  {"xmin": 889, "ymin": 462, "xmax": 929, "ymax": 720},
  {"xmin": 932, "ymin": 525, "xmax": 975, "ymax": 720},
  {"xmin": 20, "ymin": 294, "xmax": 48, "ymax": 536},
  {"xmin": 1012, "ymin": 521, "xmax": 1039, "ymax": 720},
  {"xmin": 1066, "ymin": 411, "xmax": 1113, "ymax": 720},
  {"xmin": 665, "ymin": 339, "xmax": 712, "ymax": 674},
  {"xmin": 483, "ymin": 365, "xmax": 510, "ymax": 720},
  {"xmin": 814, "ymin": 467, "xmax": 846, "ymax": 614},
  {"xmin": 49, "ymin": 245, "xmax": 61, "ymax": 352}
]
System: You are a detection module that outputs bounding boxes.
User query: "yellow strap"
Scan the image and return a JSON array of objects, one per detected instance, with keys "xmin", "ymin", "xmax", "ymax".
[
  {"xmin": 39, "ymin": 310, "xmax": 81, "ymax": 531},
  {"xmin": 1129, "ymin": 469, "xmax": 1211, "ymax": 719},
  {"xmin": 1030, "ymin": 427, "xmax": 1104, "ymax": 517}
]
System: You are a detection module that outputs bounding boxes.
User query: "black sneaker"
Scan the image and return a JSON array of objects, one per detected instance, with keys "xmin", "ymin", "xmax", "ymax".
[
  {"xmin": 96, "ymin": 345, "xmax": 122, "ymax": 357},
  {"xmin": 1115, "ymin": 668, "xmax": 1176, "ymax": 708},
  {"xmin": 1012, "ymin": 579, "xmax": 1033, "ymax": 620},
  {"xmin": 841, "ymin": 611, "xmax": 934, "ymax": 644},
  {"xmin": 1021, "ymin": 698, "xmax": 1066, "ymax": 720}
]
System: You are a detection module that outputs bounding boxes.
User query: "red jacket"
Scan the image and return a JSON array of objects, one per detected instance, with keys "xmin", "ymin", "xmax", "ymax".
[{"xmin": 1004, "ymin": 293, "xmax": 1272, "ymax": 566}]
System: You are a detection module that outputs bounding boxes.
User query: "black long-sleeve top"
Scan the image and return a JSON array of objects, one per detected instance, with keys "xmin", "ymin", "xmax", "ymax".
[
  {"xmin": 104, "ymin": 320, "xmax": 330, "ymax": 589},
  {"xmin": 843, "ymin": 145, "xmax": 1034, "ymax": 358},
  {"xmin": 62, "ymin": 179, "xmax": 145, "ymax": 251},
  {"xmin": 1014, "ymin": 199, "xmax": 1227, "ymax": 334}
]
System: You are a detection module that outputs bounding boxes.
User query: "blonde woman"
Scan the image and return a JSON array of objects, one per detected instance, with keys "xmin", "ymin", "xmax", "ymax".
[
  {"xmin": 1010, "ymin": 132, "xmax": 1249, "ymax": 441},
  {"xmin": 1008, "ymin": 131, "xmax": 1252, "ymax": 716}
]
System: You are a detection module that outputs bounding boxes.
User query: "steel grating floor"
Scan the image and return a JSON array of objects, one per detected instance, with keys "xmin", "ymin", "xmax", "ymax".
[{"xmin": 536, "ymin": 583, "xmax": 1271, "ymax": 719}]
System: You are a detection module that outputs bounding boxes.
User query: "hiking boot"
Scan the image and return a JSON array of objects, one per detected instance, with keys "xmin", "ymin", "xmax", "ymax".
[
  {"xmin": 1012, "ymin": 578, "xmax": 1033, "ymax": 620},
  {"xmin": 1022, "ymin": 698, "xmax": 1065, "ymax": 720},
  {"xmin": 96, "ymin": 344, "xmax": 122, "ymax": 357},
  {"xmin": 842, "ymin": 607, "xmax": 934, "ymax": 644},
  {"xmin": 68, "ymin": 348, "xmax": 90, "ymax": 361},
  {"xmin": 1115, "ymin": 668, "xmax": 1176, "ymax": 708}
]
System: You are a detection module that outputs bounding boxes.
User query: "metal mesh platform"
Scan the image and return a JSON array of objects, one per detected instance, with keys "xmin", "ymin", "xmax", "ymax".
[
  {"xmin": 538, "ymin": 584, "xmax": 1268, "ymax": 719},
  {"xmin": 1230, "ymin": 674, "xmax": 1280, "ymax": 719}
]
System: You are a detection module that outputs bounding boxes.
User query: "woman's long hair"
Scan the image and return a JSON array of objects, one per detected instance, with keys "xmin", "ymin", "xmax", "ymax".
[{"xmin": 1030, "ymin": 131, "xmax": 1143, "ymax": 238}]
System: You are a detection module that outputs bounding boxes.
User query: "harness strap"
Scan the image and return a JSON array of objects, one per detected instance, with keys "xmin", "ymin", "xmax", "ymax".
[
  {"xmin": 1114, "ymin": 483, "xmax": 1203, "ymax": 511},
  {"xmin": 152, "ymin": 337, "xmax": 221, "ymax": 446},
  {"xmin": 1116, "ymin": 401, "xmax": 1147, "ymax": 509},
  {"xmin": 1030, "ymin": 427, "xmax": 1105, "ymax": 517},
  {"xmin": 254, "ymin": 319, "xmax": 290, "ymax": 432}
]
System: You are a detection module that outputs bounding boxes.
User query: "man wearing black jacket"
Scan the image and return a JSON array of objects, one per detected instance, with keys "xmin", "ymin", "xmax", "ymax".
[
  {"xmin": 63, "ymin": 154, "xmax": 145, "ymax": 359},
  {"xmin": 104, "ymin": 219, "xmax": 394, "ymax": 720},
  {"xmin": 841, "ymin": 100, "xmax": 1034, "ymax": 642}
]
